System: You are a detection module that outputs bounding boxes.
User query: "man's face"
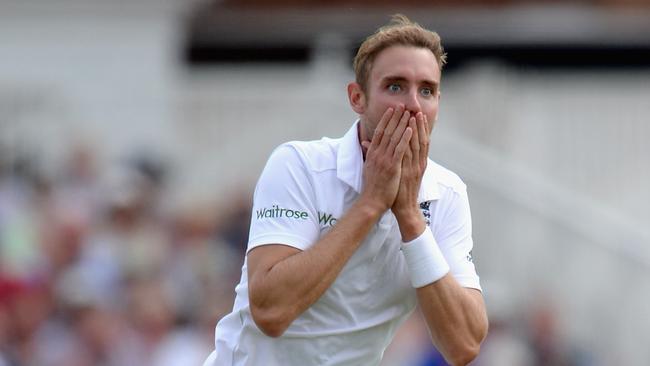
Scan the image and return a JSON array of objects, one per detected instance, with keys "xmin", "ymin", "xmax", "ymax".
[{"xmin": 355, "ymin": 45, "xmax": 441, "ymax": 142}]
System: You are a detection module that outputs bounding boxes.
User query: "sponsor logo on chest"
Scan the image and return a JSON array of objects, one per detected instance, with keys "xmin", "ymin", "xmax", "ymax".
[
  {"xmin": 256, "ymin": 205, "xmax": 309, "ymax": 220},
  {"xmin": 255, "ymin": 205, "xmax": 339, "ymax": 227},
  {"xmin": 317, "ymin": 212, "xmax": 338, "ymax": 227}
]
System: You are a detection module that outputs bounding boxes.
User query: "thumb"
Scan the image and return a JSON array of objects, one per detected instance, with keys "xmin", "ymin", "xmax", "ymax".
[{"xmin": 361, "ymin": 140, "xmax": 371, "ymax": 156}]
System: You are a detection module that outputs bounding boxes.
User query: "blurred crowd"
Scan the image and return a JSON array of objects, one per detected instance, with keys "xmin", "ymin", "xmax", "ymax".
[
  {"xmin": 0, "ymin": 144, "xmax": 248, "ymax": 366},
  {"xmin": 0, "ymin": 143, "xmax": 596, "ymax": 366}
]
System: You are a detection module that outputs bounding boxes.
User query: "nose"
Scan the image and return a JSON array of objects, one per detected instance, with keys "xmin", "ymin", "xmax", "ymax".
[{"xmin": 404, "ymin": 89, "xmax": 421, "ymax": 115}]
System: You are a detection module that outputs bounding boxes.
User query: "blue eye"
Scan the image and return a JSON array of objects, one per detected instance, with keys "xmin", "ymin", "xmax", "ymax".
[
  {"xmin": 388, "ymin": 84, "xmax": 401, "ymax": 93},
  {"xmin": 420, "ymin": 88, "xmax": 432, "ymax": 97}
]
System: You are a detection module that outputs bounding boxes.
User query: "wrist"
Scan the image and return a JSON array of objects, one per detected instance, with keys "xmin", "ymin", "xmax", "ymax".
[
  {"xmin": 391, "ymin": 200, "xmax": 421, "ymax": 220},
  {"xmin": 393, "ymin": 207, "xmax": 426, "ymax": 241},
  {"xmin": 354, "ymin": 194, "xmax": 389, "ymax": 220},
  {"xmin": 401, "ymin": 226, "xmax": 450, "ymax": 288}
]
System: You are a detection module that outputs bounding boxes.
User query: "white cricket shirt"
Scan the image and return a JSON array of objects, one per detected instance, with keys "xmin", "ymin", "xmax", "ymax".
[{"xmin": 207, "ymin": 121, "xmax": 481, "ymax": 366}]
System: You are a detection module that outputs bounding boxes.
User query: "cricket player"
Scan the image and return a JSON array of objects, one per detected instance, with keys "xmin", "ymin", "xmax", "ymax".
[{"xmin": 204, "ymin": 14, "xmax": 488, "ymax": 366}]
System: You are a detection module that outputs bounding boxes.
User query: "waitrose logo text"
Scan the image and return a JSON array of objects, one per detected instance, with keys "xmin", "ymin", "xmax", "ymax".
[
  {"xmin": 256, "ymin": 205, "xmax": 309, "ymax": 220},
  {"xmin": 255, "ymin": 205, "xmax": 338, "ymax": 226}
]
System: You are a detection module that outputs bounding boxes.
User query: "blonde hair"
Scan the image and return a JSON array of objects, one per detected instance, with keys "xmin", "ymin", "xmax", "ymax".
[{"xmin": 353, "ymin": 14, "xmax": 446, "ymax": 92}]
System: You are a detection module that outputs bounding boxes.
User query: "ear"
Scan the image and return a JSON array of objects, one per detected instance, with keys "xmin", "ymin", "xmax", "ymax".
[{"xmin": 347, "ymin": 82, "xmax": 366, "ymax": 114}]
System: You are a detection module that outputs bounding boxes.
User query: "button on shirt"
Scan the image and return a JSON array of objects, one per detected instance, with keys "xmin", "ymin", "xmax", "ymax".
[{"xmin": 209, "ymin": 121, "xmax": 481, "ymax": 366}]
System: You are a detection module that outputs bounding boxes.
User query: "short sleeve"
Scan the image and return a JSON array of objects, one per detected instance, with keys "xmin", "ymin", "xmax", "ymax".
[
  {"xmin": 434, "ymin": 189, "xmax": 482, "ymax": 291},
  {"xmin": 247, "ymin": 144, "xmax": 320, "ymax": 253}
]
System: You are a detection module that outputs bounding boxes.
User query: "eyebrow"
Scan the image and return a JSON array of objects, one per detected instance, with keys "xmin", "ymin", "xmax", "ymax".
[{"xmin": 381, "ymin": 75, "xmax": 439, "ymax": 90}]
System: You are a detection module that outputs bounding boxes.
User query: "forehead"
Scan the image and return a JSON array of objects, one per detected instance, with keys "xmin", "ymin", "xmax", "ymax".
[{"xmin": 369, "ymin": 45, "xmax": 440, "ymax": 84}]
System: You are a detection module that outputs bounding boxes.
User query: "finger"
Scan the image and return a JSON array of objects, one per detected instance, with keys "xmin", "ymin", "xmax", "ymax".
[
  {"xmin": 387, "ymin": 109, "xmax": 411, "ymax": 155},
  {"xmin": 370, "ymin": 107, "xmax": 394, "ymax": 150},
  {"xmin": 361, "ymin": 141, "xmax": 371, "ymax": 157},
  {"xmin": 380, "ymin": 105, "xmax": 405, "ymax": 151},
  {"xmin": 384, "ymin": 105, "xmax": 404, "ymax": 136},
  {"xmin": 417, "ymin": 113, "xmax": 428, "ymax": 165},
  {"xmin": 409, "ymin": 116, "xmax": 419, "ymax": 154},
  {"xmin": 418, "ymin": 113, "xmax": 431, "ymax": 171},
  {"xmin": 393, "ymin": 127, "xmax": 413, "ymax": 162},
  {"xmin": 403, "ymin": 137, "xmax": 413, "ymax": 169},
  {"xmin": 424, "ymin": 114, "xmax": 432, "ymax": 136},
  {"xmin": 417, "ymin": 113, "xmax": 427, "ymax": 143},
  {"xmin": 408, "ymin": 116, "xmax": 419, "ymax": 168}
]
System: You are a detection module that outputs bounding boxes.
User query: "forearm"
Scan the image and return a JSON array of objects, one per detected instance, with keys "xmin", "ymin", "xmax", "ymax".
[
  {"xmin": 417, "ymin": 276, "xmax": 488, "ymax": 366},
  {"xmin": 393, "ymin": 206, "xmax": 426, "ymax": 242},
  {"xmin": 396, "ymin": 211, "xmax": 487, "ymax": 365},
  {"xmin": 249, "ymin": 195, "xmax": 385, "ymax": 336}
]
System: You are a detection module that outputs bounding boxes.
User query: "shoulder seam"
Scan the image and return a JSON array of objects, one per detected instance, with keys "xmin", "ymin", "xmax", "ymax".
[{"xmin": 284, "ymin": 139, "xmax": 338, "ymax": 174}]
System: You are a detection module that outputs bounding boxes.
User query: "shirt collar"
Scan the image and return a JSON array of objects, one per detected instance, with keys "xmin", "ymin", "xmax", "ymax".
[
  {"xmin": 336, "ymin": 120, "xmax": 364, "ymax": 194},
  {"xmin": 337, "ymin": 120, "xmax": 441, "ymax": 202},
  {"xmin": 419, "ymin": 157, "xmax": 441, "ymax": 202}
]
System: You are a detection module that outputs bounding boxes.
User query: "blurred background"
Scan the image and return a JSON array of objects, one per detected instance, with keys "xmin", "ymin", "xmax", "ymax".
[{"xmin": 1, "ymin": 0, "xmax": 649, "ymax": 365}]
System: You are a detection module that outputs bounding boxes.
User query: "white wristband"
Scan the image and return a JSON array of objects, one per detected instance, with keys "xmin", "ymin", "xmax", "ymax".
[{"xmin": 401, "ymin": 226, "xmax": 450, "ymax": 288}]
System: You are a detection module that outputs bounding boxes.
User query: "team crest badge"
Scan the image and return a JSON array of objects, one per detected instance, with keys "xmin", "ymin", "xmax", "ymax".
[{"xmin": 419, "ymin": 201, "xmax": 431, "ymax": 226}]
